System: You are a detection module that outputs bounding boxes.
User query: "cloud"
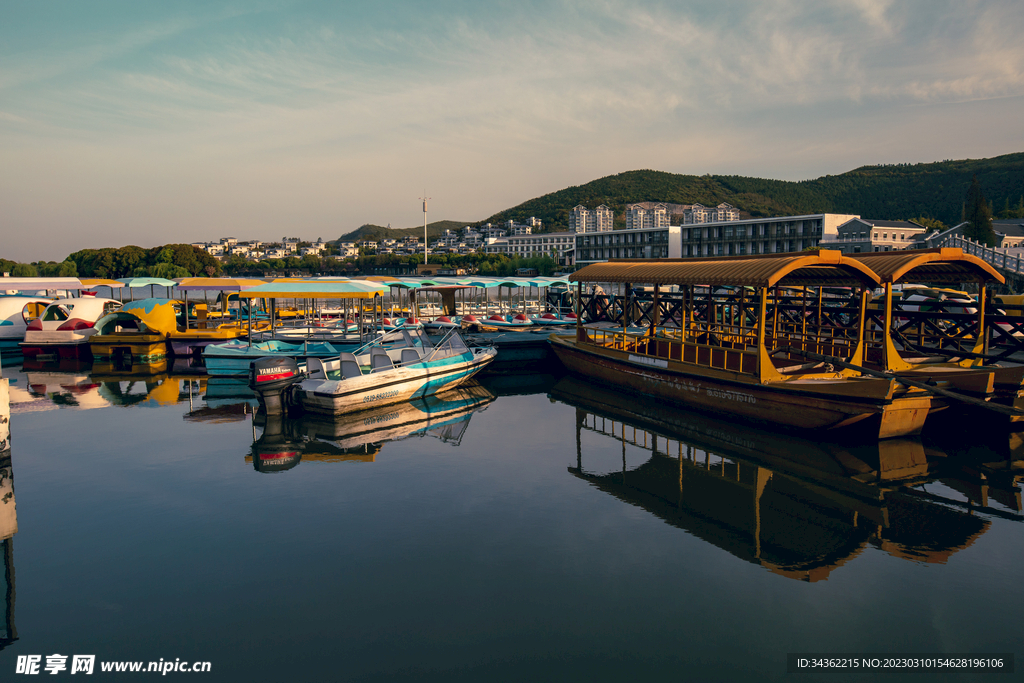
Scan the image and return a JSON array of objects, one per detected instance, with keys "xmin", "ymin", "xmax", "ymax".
[{"xmin": 1, "ymin": 1, "xmax": 1022, "ymax": 261}]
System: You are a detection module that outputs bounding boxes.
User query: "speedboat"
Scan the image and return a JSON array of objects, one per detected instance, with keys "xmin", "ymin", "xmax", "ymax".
[
  {"xmin": 0, "ymin": 295, "xmax": 51, "ymax": 355},
  {"xmin": 205, "ymin": 328, "xmax": 433, "ymax": 377},
  {"xmin": 248, "ymin": 329, "xmax": 496, "ymax": 416},
  {"xmin": 203, "ymin": 338, "xmax": 349, "ymax": 377},
  {"xmin": 21, "ymin": 295, "xmax": 122, "ymax": 360}
]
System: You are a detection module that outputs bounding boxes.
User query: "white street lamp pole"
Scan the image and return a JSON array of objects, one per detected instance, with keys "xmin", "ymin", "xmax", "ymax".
[{"xmin": 420, "ymin": 191, "xmax": 431, "ymax": 264}]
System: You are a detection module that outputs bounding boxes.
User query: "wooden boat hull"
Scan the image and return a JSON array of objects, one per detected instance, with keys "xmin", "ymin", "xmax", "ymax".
[{"xmin": 549, "ymin": 334, "xmax": 931, "ymax": 439}]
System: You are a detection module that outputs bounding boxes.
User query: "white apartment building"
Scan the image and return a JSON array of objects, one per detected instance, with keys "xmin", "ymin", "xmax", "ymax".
[
  {"xmin": 625, "ymin": 203, "xmax": 670, "ymax": 231},
  {"xmin": 569, "ymin": 205, "xmax": 614, "ymax": 233},
  {"xmin": 682, "ymin": 203, "xmax": 740, "ymax": 224}
]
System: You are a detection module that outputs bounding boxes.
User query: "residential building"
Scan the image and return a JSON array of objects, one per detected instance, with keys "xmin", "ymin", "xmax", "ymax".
[
  {"xmin": 574, "ymin": 226, "xmax": 681, "ymax": 266},
  {"xmin": 682, "ymin": 203, "xmax": 740, "ymax": 224},
  {"xmin": 625, "ymin": 203, "xmax": 669, "ymax": 231},
  {"xmin": 679, "ymin": 213, "xmax": 858, "ymax": 257},
  {"xmin": 822, "ymin": 219, "xmax": 927, "ymax": 253},
  {"xmin": 569, "ymin": 205, "xmax": 614, "ymax": 233}
]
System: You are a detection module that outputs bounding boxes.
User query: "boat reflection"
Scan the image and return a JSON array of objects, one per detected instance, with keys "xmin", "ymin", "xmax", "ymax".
[
  {"xmin": 0, "ymin": 374, "xmax": 19, "ymax": 650},
  {"xmin": 247, "ymin": 382, "xmax": 496, "ymax": 473},
  {"xmin": 551, "ymin": 376, "xmax": 1022, "ymax": 582}
]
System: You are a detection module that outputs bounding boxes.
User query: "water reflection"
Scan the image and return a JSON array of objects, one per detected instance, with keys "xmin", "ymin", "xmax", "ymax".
[
  {"xmin": 551, "ymin": 376, "xmax": 1022, "ymax": 582},
  {"xmin": 247, "ymin": 382, "xmax": 496, "ymax": 472},
  {"xmin": 0, "ymin": 375, "xmax": 19, "ymax": 651}
]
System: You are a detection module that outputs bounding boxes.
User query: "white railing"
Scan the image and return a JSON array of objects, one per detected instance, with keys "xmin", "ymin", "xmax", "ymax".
[{"xmin": 939, "ymin": 235, "xmax": 1024, "ymax": 276}]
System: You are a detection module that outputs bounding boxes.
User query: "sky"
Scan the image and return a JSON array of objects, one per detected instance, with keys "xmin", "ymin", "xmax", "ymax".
[{"xmin": 2, "ymin": 0, "xmax": 1023, "ymax": 262}]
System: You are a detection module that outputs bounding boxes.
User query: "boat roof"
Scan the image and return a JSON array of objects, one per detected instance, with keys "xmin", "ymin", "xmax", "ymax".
[
  {"xmin": 1, "ymin": 276, "xmax": 84, "ymax": 291},
  {"xmin": 80, "ymin": 278, "xmax": 126, "ymax": 288},
  {"xmin": 177, "ymin": 277, "xmax": 266, "ymax": 291},
  {"xmin": 849, "ymin": 247, "xmax": 1004, "ymax": 285},
  {"xmin": 570, "ymin": 250, "xmax": 880, "ymax": 288},
  {"xmin": 237, "ymin": 280, "xmax": 389, "ymax": 299}
]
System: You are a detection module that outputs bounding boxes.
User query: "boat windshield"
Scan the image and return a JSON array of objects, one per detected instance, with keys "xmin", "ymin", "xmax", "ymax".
[
  {"xmin": 429, "ymin": 332, "xmax": 469, "ymax": 360},
  {"xmin": 42, "ymin": 305, "xmax": 70, "ymax": 322},
  {"xmin": 411, "ymin": 328, "xmax": 433, "ymax": 349}
]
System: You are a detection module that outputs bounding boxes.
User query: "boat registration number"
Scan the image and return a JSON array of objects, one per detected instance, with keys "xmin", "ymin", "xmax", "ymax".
[
  {"xmin": 628, "ymin": 354, "xmax": 668, "ymax": 369},
  {"xmin": 363, "ymin": 389, "xmax": 400, "ymax": 403}
]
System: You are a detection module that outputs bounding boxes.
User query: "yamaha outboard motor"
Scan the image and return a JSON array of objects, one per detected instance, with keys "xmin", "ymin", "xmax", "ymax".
[
  {"xmin": 248, "ymin": 356, "xmax": 302, "ymax": 415},
  {"xmin": 250, "ymin": 413, "xmax": 303, "ymax": 473}
]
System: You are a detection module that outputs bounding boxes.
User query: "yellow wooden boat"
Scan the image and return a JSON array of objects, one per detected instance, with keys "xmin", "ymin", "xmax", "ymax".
[{"xmin": 551, "ymin": 250, "xmax": 934, "ymax": 439}]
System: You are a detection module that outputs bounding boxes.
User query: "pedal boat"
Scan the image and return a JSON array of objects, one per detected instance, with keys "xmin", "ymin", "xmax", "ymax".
[
  {"xmin": 0, "ymin": 295, "xmax": 51, "ymax": 354},
  {"xmin": 529, "ymin": 312, "xmax": 577, "ymax": 326},
  {"xmin": 90, "ymin": 298, "xmax": 179, "ymax": 365},
  {"xmin": 21, "ymin": 295, "xmax": 123, "ymax": 360}
]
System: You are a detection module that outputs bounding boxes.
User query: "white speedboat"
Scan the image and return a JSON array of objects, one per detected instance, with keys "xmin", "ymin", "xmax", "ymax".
[{"xmin": 248, "ymin": 329, "xmax": 496, "ymax": 416}]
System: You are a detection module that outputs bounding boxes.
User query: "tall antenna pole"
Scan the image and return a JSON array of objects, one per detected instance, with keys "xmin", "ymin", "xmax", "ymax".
[{"xmin": 420, "ymin": 191, "xmax": 431, "ymax": 264}]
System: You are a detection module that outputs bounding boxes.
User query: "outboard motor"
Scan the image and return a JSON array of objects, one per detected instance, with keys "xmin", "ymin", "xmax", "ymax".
[
  {"xmin": 250, "ymin": 413, "xmax": 303, "ymax": 473},
  {"xmin": 248, "ymin": 356, "xmax": 302, "ymax": 415}
]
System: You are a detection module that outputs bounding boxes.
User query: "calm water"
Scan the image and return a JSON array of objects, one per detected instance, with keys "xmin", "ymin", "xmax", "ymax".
[{"xmin": 0, "ymin": 359, "xmax": 1021, "ymax": 682}]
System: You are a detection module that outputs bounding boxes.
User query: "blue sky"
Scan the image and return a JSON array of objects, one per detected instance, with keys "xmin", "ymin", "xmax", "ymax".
[{"xmin": 2, "ymin": 0, "xmax": 1022, "ymax": 262}]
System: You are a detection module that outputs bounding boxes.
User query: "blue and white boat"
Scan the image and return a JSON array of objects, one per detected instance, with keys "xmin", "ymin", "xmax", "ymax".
[
  {"xmin": 204, "ymin": 328, "xmax": 433, "ymax": 376},
  {"xmin": 249, "ymin": 329, "xmax": 496, "ymax": 416}
]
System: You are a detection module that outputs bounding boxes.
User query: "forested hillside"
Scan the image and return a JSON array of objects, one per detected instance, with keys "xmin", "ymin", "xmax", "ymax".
[{"xmin": 480, "ymin": 153, "xmax": 1024, "ymax": 232}]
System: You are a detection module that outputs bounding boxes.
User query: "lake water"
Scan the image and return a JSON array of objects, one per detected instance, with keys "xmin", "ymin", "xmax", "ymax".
[{"xmin": 0, "ymin": 359, "xmax": 1021, "ymax": 681}]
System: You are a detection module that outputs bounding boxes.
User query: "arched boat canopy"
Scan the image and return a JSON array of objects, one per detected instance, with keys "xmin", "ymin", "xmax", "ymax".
[
  {"xmin": 569, "ymin": 250, "xmax": 880, "ymax": 289},
  {"xmin": 850, "ymin": 247, "xmax": 1004, "ymax": 285}
]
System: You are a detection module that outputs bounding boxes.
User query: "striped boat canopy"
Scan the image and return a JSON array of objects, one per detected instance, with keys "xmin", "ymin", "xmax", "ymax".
[
  {"xmin": 569, "ymin": 250, "xmax": 881, "ymax": 288},
  {"xmin": 237, "ymin": 280, "xmax": 389, "ymax": 299}
]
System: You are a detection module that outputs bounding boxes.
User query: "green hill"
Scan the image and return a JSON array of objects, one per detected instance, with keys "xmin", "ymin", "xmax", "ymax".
[
  {"xmin": 337, "ymin": 220, "xmax": 470, "ymax": 243},
  {"xmin": 483, "ymin": 153, "xmax": 1024, "ymax": 231},
  {"xmin": 336, "ymin": 153, "xmax": 1024, "ymax": 240}
]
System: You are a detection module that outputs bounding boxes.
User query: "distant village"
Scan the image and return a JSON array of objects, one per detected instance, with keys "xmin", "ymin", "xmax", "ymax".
[{"xmin": 189, "ymin": 200, "xmax": 1024, "ymax": 272}]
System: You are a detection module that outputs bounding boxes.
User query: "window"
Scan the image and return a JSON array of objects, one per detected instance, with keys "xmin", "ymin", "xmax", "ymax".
[{"xmin": 874, "ymin": 233, "xmax": 879, "ymax": 239}]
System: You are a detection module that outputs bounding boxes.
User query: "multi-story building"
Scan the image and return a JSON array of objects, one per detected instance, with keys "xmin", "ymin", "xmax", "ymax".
[
  {"xmin": 573, "ymin": 213, "xmax": 859, "ymax": 267},
  {"xmin": 569, "ymin": 205, "xmax": 614, "ymax": 233},
  {"xmin": 625, "ymin": 203, "xmax": 669, "ymax": 231},
  {"xmin": 574, "ymin": 226, "xmax": 681, "ymax": 266},
  {"xmin": 678, "ymin": 213, "xmax": 858, "ymax": 257},
  {"xmin": 682, "ymin": 203, "xmax": 740, "ymax": 224},
  {"xmin": 821, "ymin": 219, "xmax": 927, "ymax": 254},
  {"xmin": 483, "ymin": 231, "xmax": 576, "ymax": 267},
  {"xmin": 527, "ymin": 217, "xmax": 543, "ymax": 229}
]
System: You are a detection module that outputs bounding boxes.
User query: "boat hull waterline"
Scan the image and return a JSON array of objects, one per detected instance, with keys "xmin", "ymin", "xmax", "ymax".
[{"xmin": 549, "ymin": 334, "xmax": 931, "ymax": 439}]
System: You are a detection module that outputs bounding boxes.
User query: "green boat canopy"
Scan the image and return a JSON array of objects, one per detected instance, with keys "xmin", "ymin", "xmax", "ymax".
[{"xmin": 237, "ymin": 280, "xmax": 389, "ymax": 299}]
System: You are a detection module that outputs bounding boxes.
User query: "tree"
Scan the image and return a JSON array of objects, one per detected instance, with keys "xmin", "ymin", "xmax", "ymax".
[
  {"xmin": 910, "ymin": 217, "xmax": 946, "ymax": 232},
  {"xmin": 963, "ymin": 175, "xmax": 997, "ymax": 246}
]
